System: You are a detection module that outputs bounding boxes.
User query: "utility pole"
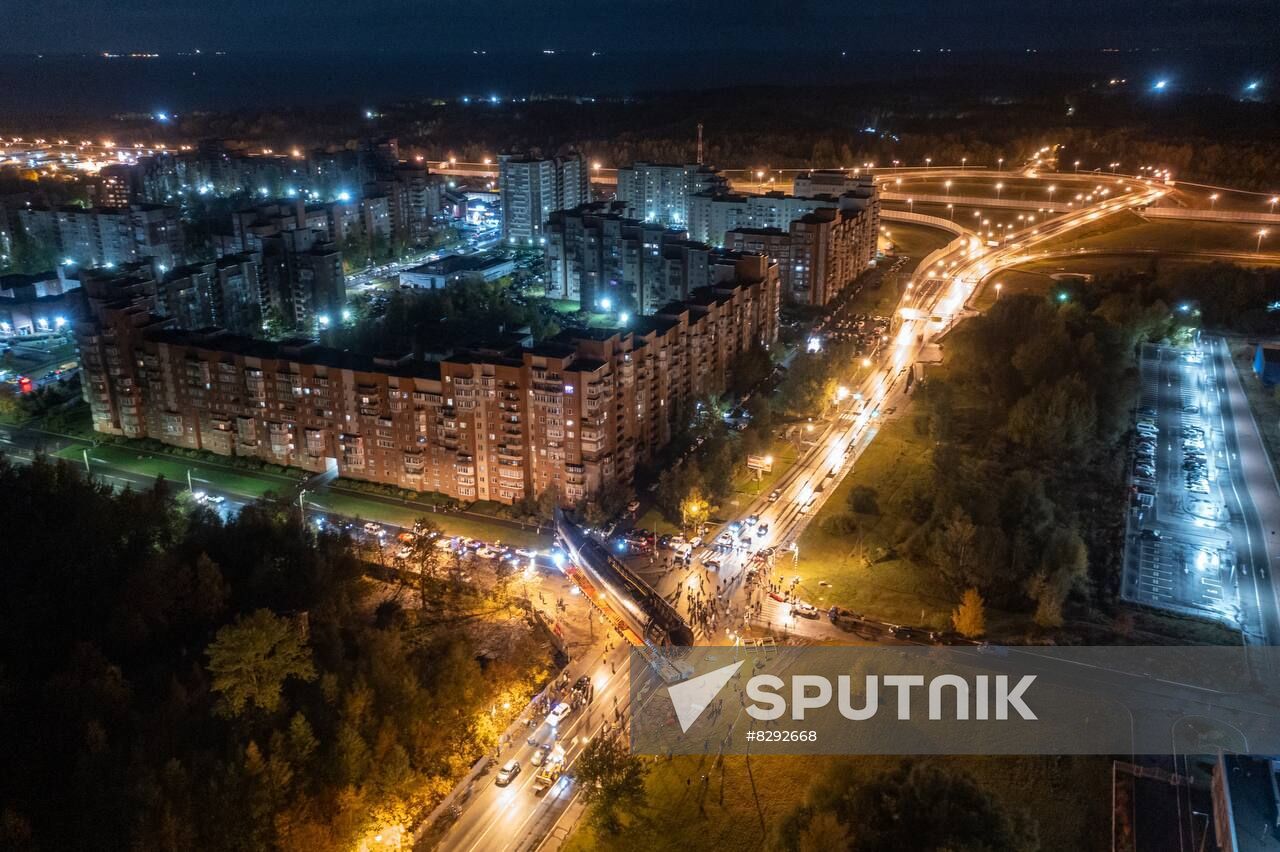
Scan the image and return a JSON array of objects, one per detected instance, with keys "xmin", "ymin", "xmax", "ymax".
[
  {"xmin": 298, "ymin": 488, "xmax": 307, "ymax": 516},
  {"xmin": 82, "ymin": 448, "xmax": 91, "ymax": 475},
  {"xmin": 186, "ymin": 469, "xmax": 193, "ymax": 492}
]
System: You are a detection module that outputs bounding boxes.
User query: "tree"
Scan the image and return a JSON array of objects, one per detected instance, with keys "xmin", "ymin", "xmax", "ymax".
[
  {"xmin": 574, "ymin": 736, "xmax": 648, "ymax": 834},
  {"xmin": 680, "ymin": 486, "xmax": 710, "ymax": 533},
  {"xmin": 952, "ymin": 588, "xmax": 986, "ymax": 638},
  {"xmin": 847, "ymin": 485, "xmax": 879, "ymax": 516},
  {"xmin": 934, "ymin": 506, "xmax": 978, "ymax": 591},
  {"xmin": 205, "ymin": 609, "xmax": 316, "ymax": 718},
  {"xmin": 798, "ymin": 811, "xmax": 849, "ymax": 852}
]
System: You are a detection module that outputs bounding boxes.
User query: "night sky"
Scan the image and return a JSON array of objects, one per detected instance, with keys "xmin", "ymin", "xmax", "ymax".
[{"xmin": 3, "ymin": 0, "xmax": 1278, "ymax": 54}]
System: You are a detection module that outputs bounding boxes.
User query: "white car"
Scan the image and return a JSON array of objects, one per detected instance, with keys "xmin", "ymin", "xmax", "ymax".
[
  {"xmin": 191, "ymin": 490, "xmax": 208, "ymax": 503},
  {"xmin": 547, "ymin": 702, "xmax": 571, "ymax": 727},
  {"xmin": 495, "ymin": 759, "xmax": 521, "ymax": 786},
  {"xmin": 207, "ymin": 494, "xmax": 225, "ymax": 505},
  {"xmin": 363, "ymin": 522, "xmax": 384, "ymax": 535},
  {"xmin": 476, "ymin": 547, "xmax": 498, "ymax": 560}
]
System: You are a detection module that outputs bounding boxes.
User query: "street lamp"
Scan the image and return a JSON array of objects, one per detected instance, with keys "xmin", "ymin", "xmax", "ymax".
[
  {"xmin": 1074, "ymin": 160, "xmax": 1081, "ymax": 172},
  {"xmin": 945, "ymin": 180, "xmax": 952, "ymax": 196},
  {"xmin": 1258, "ymin": 229, "xmax": 1269, "ymax": 253},
  {"xmin": 961, "ymin": 157, "xmax": 967, "ymax": 170},
  {"xmin": 925, "ymin": 157, "xmax": 932, "ymax": 168},
  {"xmin": 995, "ymin": 182, "xmax": 1004, "ymax": 199},
  {"xmin": 1270, "ymin": 196, "xmax": 1278, "ymax": 214},
  {"xmin": 997, "ymin": 157, "xmax": 1004, "ymax": 171},
  {"xmin": 1210, "ymin": 193, "xmax": 1219, "ymax": 210},
  {"xmin": 995, "ymin": 282, "xmax": 1003, "ymax": 300}
]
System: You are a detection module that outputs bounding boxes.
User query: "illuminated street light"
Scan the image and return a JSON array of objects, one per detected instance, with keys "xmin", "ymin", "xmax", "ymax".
[
  {"xmin": 1210, "ymin": 193, "xmax": 1219, "ymax": 210},
  {"xmin": 945, "ymin": 179, "xmax": 952, "ymax": 195},
  {"xmin": 995, "ymin": 282, "xmax": 1003, "ymax": 300},
  {"xmin": 1270, "ymin": 196, "xmax": 1278, "ymax": 214},
  {"xmin": 1258, "ymin": 229, "xmax": 1269, "ymax": 253},
  {"xmin": 995, "ymin": 182, "xmax": 1004, "ymax": 199}
]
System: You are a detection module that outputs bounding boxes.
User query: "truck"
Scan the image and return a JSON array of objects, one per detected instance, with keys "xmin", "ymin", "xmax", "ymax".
[{"xmin": 532, "ymin": 747, "xmax": 566, "ymax": 794}]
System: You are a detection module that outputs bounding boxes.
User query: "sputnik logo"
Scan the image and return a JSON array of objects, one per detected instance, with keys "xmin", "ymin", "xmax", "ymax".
[{"xmin": 667, "ymin": 661, "xmax": 744, "ymax": 733}]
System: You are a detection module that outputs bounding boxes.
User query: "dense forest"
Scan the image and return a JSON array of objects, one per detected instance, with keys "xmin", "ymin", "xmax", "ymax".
[{"xmin": 0, "ymin": 458, "xmax": 550, "ymax": 851}]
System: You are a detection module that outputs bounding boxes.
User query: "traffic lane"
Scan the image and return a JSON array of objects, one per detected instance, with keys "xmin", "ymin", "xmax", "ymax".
[
  {"xmin": 447, "ymin": 643, "xmax": 642, "ymax": 852},
  {"xmin": 1213, "ymin": 339, "xmax": 1280, "ymax": 644}
]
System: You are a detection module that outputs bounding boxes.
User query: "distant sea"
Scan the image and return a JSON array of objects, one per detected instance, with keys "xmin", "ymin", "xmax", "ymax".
[{"xmin": 0, "ymin": 48, "xmax": 1273, "ymax": 116}]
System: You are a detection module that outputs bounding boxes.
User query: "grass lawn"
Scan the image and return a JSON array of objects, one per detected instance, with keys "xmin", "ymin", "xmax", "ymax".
[
  {"xmin": 309, "ymin": 489, "xmax": 547, "ymax": 547},
  {"xmin": 1229, "ymin": 341, "xmax": 1280, "ymax": 481},
  {"xmin": 881, "ymin": 221, "xmax": 954, "ymax": 264},
  {"xmin": 729, "ymin": 438, "xmax": 799, "ymax": 501},
  {"xmin": 563, "ymin": 753, "xmax": 1111, "ymax": 852},
  {"xmin": 635, "ymin": 506, "xmax": 681, "ymax": 537},
  {"xmin": 62, "ymin": 444, "xmax": 290, "ymax": 499},
  {"xmin": 1031, "ymin": 210, "xmax": 1278, "ymax": 258},
  {"xmin": 791, "ymin": 412, "xmax": 966, "ymax": 630}
]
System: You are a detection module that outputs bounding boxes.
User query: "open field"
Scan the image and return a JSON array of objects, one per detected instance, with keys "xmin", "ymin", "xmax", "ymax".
[
  {"xmin": 880, "ymin": 221, "xmax": 954, "ymax": 263},
  {"xmin": 1172, "ymin": 182, "xmax": 1280, "ymax": 214},
  {"xmin": 1030, "ymin": 210, "xmax": 1279, "ymax": 257},
  {"xmin": 789, "ymin": 410, "xmax": 969, "ymax": 630},
  {"xmin": 563, "ymin": 753, "xmax": 1112, "ymax": 852}
]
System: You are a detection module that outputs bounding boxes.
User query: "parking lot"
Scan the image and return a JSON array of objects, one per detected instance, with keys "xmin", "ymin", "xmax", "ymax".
[{"xmin": 1122, "ymin": 343, "xmax": 1237, "ymax": 623}]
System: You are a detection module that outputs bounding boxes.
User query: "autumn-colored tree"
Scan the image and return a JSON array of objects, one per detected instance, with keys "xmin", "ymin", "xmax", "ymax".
[{"xmin": 951, "ymin": 588, "xmax": 987, "ymax": 638}]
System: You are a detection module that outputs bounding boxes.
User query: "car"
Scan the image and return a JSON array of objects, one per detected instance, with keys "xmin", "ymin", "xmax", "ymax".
[
  {"xmin": 768, "ymin": 489, "xmax": 782, "ymax": 503},
  {"xmin": 530, "ymin": 744, "xmax": 552, "ymax": 767},
  {"xmin": 464, "ymin": 538, "xmax": 484, "ymax": 551},
  {"xmin": 768, "ymin": 591, "xmax": 787, "ymax": 602},
  {"xmin": 397, "ymin": 531, "xmax": 416, "ymax": 544},
  {"xmin": 1139, "ymin": 528, "xmax": 1162, "ymax": 540},
  {"xmin": 547, "ymin": 702, "xmax": 572, "ymax": 726},
  {"xmin": 792, "ymin": 601, "xmax": 819, "ymax": 619},
  {"xmin": 756, "ymin": 523, "xmax": 770, "ymax": 537},
  {"xmin": 476, "ymin": 547, "xmax": 498, "ymax": 560},
  {"xmin": 207, "ymin": 494, "xmax": 225, "ymax": 505},
  {"xmin": 434, "ymin": 537, "xmax": 456, "ymax": 551},
  {"xmin": 716, "ymin": 532, "xmax": 733, "ymax": 546},
  {"xmin": 745, "ymin": 515, "xmax": 759, "ymax": 527},
  {"xmin": 515, "ymin": 547, "xmax": 537, "ymax": 559},
  {"xmin": 495, "ymin": 759, "xmax": 522, "ymax": 786},
  {"xmin": 887, "ymin": 625, "xmax": 912, "ymax": 638},
  {"xmin": 704, "ymin": 559, "xmax": 722, "ymax": 572},
  {"xmin": 363, "ymin": 522, "xmax": 384, "ymax": 536},
  {"xmin": 192, "ymin": 490, "xmax": 208, "ymax": 503},
  {"xmin": 397, "ymin": 546, "xmax": 413, "ymax": 560}
]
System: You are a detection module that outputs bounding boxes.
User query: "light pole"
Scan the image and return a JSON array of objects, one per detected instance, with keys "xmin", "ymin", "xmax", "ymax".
[
  {"xmin": 997, "ymin": 157, "xmax": 1004, "ymax": 171},
  {"xmin": 995, "ymin": 182, "xmax": 1004, "ymax": 200},
  {"xmin": 1270, "ymin": 196, "xmax": 1278, "ymax": 214},
  {"xmin": 995, "ymin": 282, "xmax": 1003, "ymax": 300},
  {"xmin": 1074, "ymin": 160, "xmax": 1081, "ymax": 172},
  {"xmin": 1258, "ymin": 229, "xmax": 1269, "ymax": 254},
  {"xmin": 187, "ymin": 469, "xmax": 194, "ymax": 493},
  {"xmin": 924, "ymin": 157, "xmax": 932, "ymax": 168},
  {"xmin": 960, "ymin": 157, "xmax": 967, "ymax": 171},
  {"xmin": 298, "ymin": 487, "xmax": 308, "ymax": 516},
  {"xmin": 945, "ymin": 179, "xmax": 952, "ymax": 196},
  {"xmin": 1210, "ymin": 193, "xmax": 1219, "ymax": 210},
  {"xmin": 82, "ymin": 448, "xmax": 91, "ymax": 475}
]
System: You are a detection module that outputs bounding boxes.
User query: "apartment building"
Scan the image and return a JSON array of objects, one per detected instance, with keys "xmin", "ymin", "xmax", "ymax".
[
  {"xmin": 77, "ymin": 257, "xmax": 779, "ymax": 505},
  {"xmin": 157, "ymin": 254, "xmax": 263, "ymax": 336},
  {"xmin": 259, "ymin": 228, "xmax": 344, "ymax": 330},
  {"xmin": 17, "ymin": 204, "xmax": 183, "ymax": 270},
  {"xmin": 725, "ymin": 191, "xmax": 879, "ymax": 305},
  {"xmin": 498, "ymin": 153, "xmax": 589, "ymax": 246},
  {"xmin": 614, "ymin": 162, "xmax": 725, "ymax": 228},
  {"xmin": 544, "ymin": 201, "xmax": 716, "ymax": 313},
  {"xmin": 792, "ymin": 170, "xmax": 873, "ymax": 198},
  {"xmin": 686, "ymin": 190, "xmax": 840, "ymax": 247}
]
